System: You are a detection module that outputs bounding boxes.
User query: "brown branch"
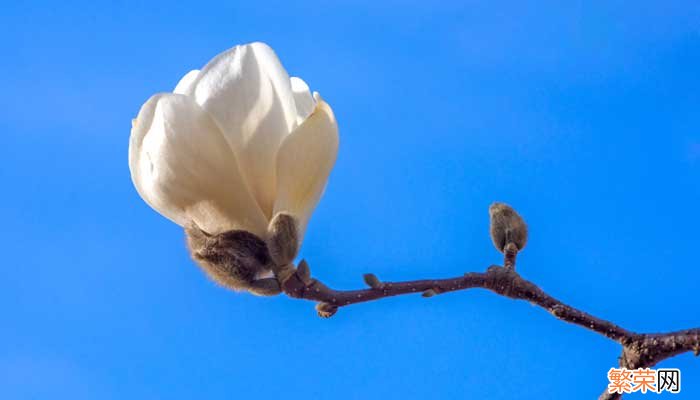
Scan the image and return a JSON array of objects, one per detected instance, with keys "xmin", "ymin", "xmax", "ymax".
[
  {"xmin": 278, "ymin": 262, "xmax": 699, "ymax": 399},
  {"xmin": 599, "ymin": 328, "xmax": 700, "ymax": 399}
]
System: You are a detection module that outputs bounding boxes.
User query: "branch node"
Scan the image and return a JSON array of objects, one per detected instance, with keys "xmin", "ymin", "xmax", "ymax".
[
  {"xmin": 486, "ymin": 265, "xmax": 500, "ymax": 274},
  {"xmin": 550, "ymin": 304, "xmax": 565, "ymax": 317}
]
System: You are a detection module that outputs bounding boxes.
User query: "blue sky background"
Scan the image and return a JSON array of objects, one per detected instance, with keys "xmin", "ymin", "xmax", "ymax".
[{"xmin": 2, "ymin": 1, "xmax": 699, "ymax": 399}]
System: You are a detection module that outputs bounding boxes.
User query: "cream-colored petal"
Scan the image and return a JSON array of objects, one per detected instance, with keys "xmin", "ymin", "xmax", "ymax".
[
  {"xmin": 273, "ymin": 94, "xmax": 339, "ymax": 239},
  {"xmin": 290, "ymin": 77, "xmax": 315, "ymax": 125},
  {"xmin": 129, "ymin": 93, "xmax": 269, "ymax": 236},
  {"xmin": 173, "ymin": 70, "xmax": 200, "ymax": 94},
  {"xmin": 184, "ymin": 42, "xmax": 298, "ymax": 219}
]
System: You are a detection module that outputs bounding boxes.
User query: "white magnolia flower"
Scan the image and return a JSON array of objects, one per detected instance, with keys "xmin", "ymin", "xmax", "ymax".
[{"xmin": 129, "ymin": 42, "xmax": 339, "ymax": 242}]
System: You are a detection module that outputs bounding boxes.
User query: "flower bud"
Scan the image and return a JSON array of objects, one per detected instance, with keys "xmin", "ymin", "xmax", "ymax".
[{"xmin": 489, "ymin": 202, "xmax": 528, "ymax": 253}]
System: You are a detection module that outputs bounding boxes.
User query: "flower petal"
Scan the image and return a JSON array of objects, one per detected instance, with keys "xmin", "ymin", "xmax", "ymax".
[
  {"xmin": 273, "ymin": 93, "xmax": 339, "ymax": 239},
  {"xmin": 173, "ymin": 70, "xmax": 200, "ymax": 94},
  {"xmin": 129, "ymin": 93, "xmax": 269, "ymax": 236},
  {"xmin": 184, "ymin": 42, "xmax": 298, "ymax": 219},
  {"xmin": 290, "ymin": 77, "xmax": 315, "ymax": 125}
]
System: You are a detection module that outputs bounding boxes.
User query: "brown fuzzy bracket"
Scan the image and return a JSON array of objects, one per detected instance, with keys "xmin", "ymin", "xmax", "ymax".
[{"xmin": 279, "ymin": 255, "xmax": 699, "ymax": 399}]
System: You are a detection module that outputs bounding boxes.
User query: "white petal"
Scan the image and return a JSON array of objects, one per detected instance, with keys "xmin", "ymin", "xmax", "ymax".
[
  {"xmin": 129, "ymin": 93, "xmax": 269, "ymax": 236},
  {"xmin": 184, "ymin": 42, "xmax": 298, "ymax": 219},
  {"xmin": 173, "ymin": 70, "xmax": 200, "ymax": 94},
  {"xmin": 290, "ymin": 76, "xmax": 315, "ymax": 124},
  {"xmin": 273, "ymin": 94, "xmax": 339, "ymax": 239}
]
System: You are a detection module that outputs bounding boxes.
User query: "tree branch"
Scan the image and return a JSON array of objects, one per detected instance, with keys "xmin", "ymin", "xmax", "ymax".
[{"xmin": 278, "ymin": 262, "xmax": 699, "ymax": 399}]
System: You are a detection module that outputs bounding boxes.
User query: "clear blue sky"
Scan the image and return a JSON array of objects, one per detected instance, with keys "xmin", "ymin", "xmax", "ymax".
[{"xmin": 2, "ymin": 1, "xmax": 699, "ymax": 399}]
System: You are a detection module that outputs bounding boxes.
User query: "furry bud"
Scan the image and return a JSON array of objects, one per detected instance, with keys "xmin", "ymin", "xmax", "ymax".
[
  {"xmin": 489, "ymin": 202, "xmax": 528, "ymax": 253},
  {"xmin": 363, "ymin": 273, "xmax": 383, "ymax": 289},
  {"xmin": 422, "ymin": 289, "xmax": 437, "ymax": 298},
  {"xmin": 184, "ymin": 224, "xmax": 278, "ymax": 295},
  {"xmin": 316, "ymin": 302, "xmax": 338, "ymax": 318},
  {"xmin": 267, "ymin": 213, "xmax": 300, "ymax": 266}
]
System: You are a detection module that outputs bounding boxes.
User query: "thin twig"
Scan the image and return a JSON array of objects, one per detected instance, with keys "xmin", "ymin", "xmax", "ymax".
[{"xmin": 278, "ymin": 263, "xmax": 699, "ymax": 399}]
